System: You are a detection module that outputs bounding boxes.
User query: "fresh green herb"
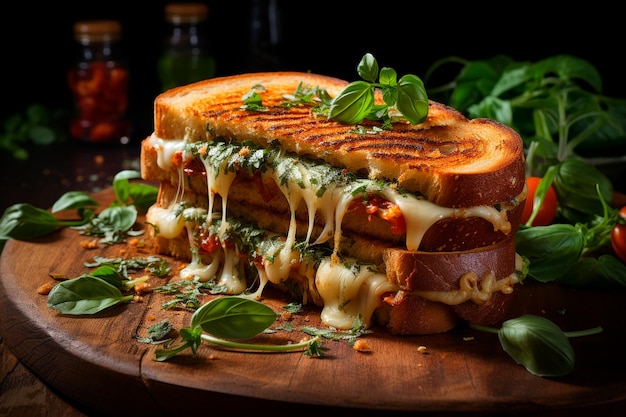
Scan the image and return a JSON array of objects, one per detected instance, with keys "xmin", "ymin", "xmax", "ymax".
[
  {"xmin": 0, "ymin": 170, "xmax": 158, "ymax": 249},
  {"xmin": 47, "ymin": 275, "xmax": 135, "ymax": 315},
  {"xmin": 426, "ymin": 54, "xmax": 626, "ymax": 168},
  {"xmin": 154, "ymin": 296, "xmax": 325, "ymax": 361},
  {"xmin": 47, "ymin": 255, "xmax": 169, "ymax": 315},
  {"xmin": 326, "ymin": 53, "xmax": 429, "ymax": 126},
  {"xmin": 154, "ymin": 279, "xmax": 227, "ymax": 310},
  {"xmin": 72, "ymin": 206, "xmax": 140, "ymax": 244},
  {"xmin": 136, "ymin": 319, "xmax": 174, "ymax": 344},
  {"xmin": 471, "ymin": 314, "xmax": 603, "ymax": 377},
  {"xmin": 240, "ymin": 84, "xmax": 268, "ymax": 112},
  {"xmin": 516, "ymin": 184, "xmax": 626, "ymax": 288},
  {"xmin": 111, "ymin": 170, "xmax": 159, "ymax": 212},
  {"xmin": 84, "ymin": 255, "xmax": 168, "ymax": 279},
  {"xmin": 301, "ymin": 315, "xmax": 372, "ymax": 346},
  {"xmin": 282, "ymin": 302, "xmax": 303, "ymax": 314},
  {"xmin": 281, "ymin": 82, "xmax": 328, "ymax": 108},
  {"xmin": 0, "ymin": 104, "xmax": 70, "ymax": 160},
  {"xmin": 0, "ymin": 203, "xmax": 96, "ymax": 242}
]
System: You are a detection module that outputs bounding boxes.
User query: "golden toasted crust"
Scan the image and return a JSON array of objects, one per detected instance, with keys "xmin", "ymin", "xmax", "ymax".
[{"xmin": 152, "ymin": 72, "xmax": 525, "ymax": 207}]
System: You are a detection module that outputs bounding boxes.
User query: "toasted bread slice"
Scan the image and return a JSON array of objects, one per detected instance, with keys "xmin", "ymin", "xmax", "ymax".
[{"xmin": 151, "ymin": 72, "xmax": 525, "ymax": 208}]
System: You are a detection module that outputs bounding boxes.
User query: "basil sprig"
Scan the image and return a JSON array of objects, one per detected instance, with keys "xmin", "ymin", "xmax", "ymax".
[
  {"xmin": 154, "ymin": 296, "xmax": 325, "ymax": 361},
  {"xmin": 328, "ymin": 53, "xmax": 429, "ymax": 127}
]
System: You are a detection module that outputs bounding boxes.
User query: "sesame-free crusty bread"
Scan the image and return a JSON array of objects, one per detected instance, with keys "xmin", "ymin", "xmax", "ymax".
[
  {"xmin": 141, "ymin": 72, "xmax": 527, "ymax": 335},
  {"xmin": 152, "ymin": 72, "xmax": 525, "ymax": 208}
]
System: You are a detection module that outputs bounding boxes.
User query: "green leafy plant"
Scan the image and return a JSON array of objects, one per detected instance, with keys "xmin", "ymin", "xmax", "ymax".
[
  {"xmin": 516, "ymin": 180, "xmax": 626, "ymax": 288},
  {"xmin": 0, "ymin": 170, "xmax": 158, "ymax": 247},
  {"xmin": 46, "ymin": 258, "xmax": 164, "ymax": 315},
  {"xmin": 154, "ymin": 296, "xmax": 325, "ymax": 361},
  {"xmin": 243, "ymin": 53, "xmax": 429, "ymax": 129},
  {"xmin": 327, "ymin": 53, "xmax": 429, "ymax": 127},
  {"xmin": 471, "ymin": 314, "xmax": 602, "ymax": 377},
  {"xmin": 425, "ymin": 54, "xmax": 626, "ymax": 175},
  {"xmin": 0, "ymin": 104, "xmax": 70, "ymax": 160},
  {"xmin": 48, "ymin": 275, "xmax": 136, "ymax": 315}
]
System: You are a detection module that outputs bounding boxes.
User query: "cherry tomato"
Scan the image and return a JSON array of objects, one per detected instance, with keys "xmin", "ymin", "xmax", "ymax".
[
  {"xmin": 521, "ymin": 177, "xmax": 558, "ymax": 226},
  {"xmin": 611, "ymin": 207, "xmax": 626, "ymax": 262}
]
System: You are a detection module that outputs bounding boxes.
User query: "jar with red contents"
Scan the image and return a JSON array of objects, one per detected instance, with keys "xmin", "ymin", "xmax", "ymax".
[{"xmin": 67, "ymin": 20, "xmax": 131, "ymax": 144}]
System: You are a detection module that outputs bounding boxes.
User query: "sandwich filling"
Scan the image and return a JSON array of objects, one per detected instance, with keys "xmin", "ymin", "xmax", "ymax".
[{"xmin": 145, "ymin": 133, "xmax": 523, "ymax": 330}]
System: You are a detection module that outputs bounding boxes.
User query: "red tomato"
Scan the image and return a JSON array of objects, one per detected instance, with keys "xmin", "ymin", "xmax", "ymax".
[
  {"xmin": 521, "ymin": 177, "xmax": 558, "ymax": 226},
  {"xmin": 611, "ymin": 207, "xmax": 626, "ymax": 262}
]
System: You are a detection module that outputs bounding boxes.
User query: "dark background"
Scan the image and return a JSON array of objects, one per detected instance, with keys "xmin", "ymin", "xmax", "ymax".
[{"xmin": 2, "ymin": 0, "xmax": 624, "ymax": 144}]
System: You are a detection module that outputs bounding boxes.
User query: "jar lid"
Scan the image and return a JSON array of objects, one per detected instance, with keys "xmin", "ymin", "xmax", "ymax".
[
  {"xmin": 74, "ymin": 20, "xmax": 122, "ymax": 42},
  {"xmin": 165, "ymin": 3, "xmax": 209, "ymax": 24}
]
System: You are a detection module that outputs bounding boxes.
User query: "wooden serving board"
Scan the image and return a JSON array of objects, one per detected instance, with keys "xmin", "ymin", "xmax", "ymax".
[{"xmin": 1, "ymin": 189, "xmax": 625, "ymax": 416}]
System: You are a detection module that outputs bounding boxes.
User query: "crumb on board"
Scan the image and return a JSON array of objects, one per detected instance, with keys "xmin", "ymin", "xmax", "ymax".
[
  {"xmin": 37, "ymin": 283, "xmax": 54, "ymax": 295},
  {"xmin": 417, "ymin": 345, "xmax": 428, "ymax": 354},
  {"xmin": 134, "ymin": 280, "xmax": 152, "ymax": 294},
  {"xmin": 80, "ymin": 239, "xmax": 99, "ymax": 249},
  {"xmin": 353, "ymin": 339, "xmax": 370, "ymax": 352}
]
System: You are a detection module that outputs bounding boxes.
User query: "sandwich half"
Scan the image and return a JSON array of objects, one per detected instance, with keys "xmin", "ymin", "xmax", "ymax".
[{"xmin": 141, "ymin": 71, "xmax": 527, "ymax": 335}]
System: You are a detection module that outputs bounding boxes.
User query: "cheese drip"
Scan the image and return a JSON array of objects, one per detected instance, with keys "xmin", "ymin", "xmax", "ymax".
[
  {"xmin": 409, "ymin": 253, "xmax": 523, "ymax": 304},
  {"xmin": 148, "ymin": 135, "xmax": 520, "ymax": 328},
  {"xmin": 316, "ymin": 258, "xmax": 397, "ymax": 329},
  {"xmin": 148, "ymin": 134, "xmax": 513, "ymax": 254}
]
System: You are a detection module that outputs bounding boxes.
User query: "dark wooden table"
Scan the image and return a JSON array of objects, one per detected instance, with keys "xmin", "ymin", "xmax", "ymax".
[{"xmin": 1, "ymin": 140, "xmax": 626, "ymax": 417}]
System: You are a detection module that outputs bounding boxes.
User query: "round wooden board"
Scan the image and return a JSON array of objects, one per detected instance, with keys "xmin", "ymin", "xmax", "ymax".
[{"xmin": 1, "ymin": 189, "xmax": 625, "ymax": 416}]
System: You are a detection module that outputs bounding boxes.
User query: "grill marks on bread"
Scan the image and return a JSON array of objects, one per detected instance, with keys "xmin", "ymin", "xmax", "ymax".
[{"xmin": 155, "ymin": 72, "xmax": 525, "ymax": 208}]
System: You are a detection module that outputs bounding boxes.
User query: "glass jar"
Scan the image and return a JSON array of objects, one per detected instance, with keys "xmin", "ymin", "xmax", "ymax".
[
  {"xmin": 158, "ymin": 3, "xmax": 217, "ymax": 91},
  {"xmin": 67, "ymin": 20, "xmax": 131, "ymax": 144}
]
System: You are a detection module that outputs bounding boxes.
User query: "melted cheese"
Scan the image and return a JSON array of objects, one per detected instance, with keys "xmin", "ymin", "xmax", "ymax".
[
  {"xmin": 147, "ymin": 134, "xmax": 521, "ymax": 329},
  {"xmin": 409, "ymin": 253, "xmax": 523, "ymax": 305},
  {"xmin": 316, "ymin": 259, "xmax": 397, "ymax": 329}
]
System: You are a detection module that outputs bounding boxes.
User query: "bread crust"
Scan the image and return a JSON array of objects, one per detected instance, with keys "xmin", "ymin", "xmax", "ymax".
[{"xmin": 151, "ymin": 72, "xmax": 525, "ymax": 207}]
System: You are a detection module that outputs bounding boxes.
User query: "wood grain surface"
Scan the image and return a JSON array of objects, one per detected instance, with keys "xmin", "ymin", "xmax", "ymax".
[{"xmin": 1, "ymin": 189, "xmax": 625, "ymax": 417}]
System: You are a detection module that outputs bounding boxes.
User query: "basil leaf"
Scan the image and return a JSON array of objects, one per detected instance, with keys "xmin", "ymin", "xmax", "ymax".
[
  {"xmin": 97, "ymin": 206, "xmax": 137, "ymax": 232},
  {"xmin": 559, "ymin": 255, "xmax": 626, "ymax": 289},
  {"xmin": 127, "ymin": 183, "xmax": 158, "ymax": 212},
  {"xmin": 356, "ymin": 53, "xmax": 378, "ymax": 83},
  {"xmin": 191, "ymin": 296, "xmax": 277, "ymax": 339},
  {"xmin": 51, "ymin": 191, "xmax": 99, "ymax": 213},
  {"xmin": 534, "ymin": 55, "xmax": 603, "ymax": 93},
  {"xmin": 91, "ymin": 265, "xmax": 125, "ymax": 288},
  {"xmin": 498, "ymin": 314, "xmax": 575, "ymax": 377},
  {"xmin": 47, "ymin": 275, "xmax": 133, "ymax": 315},
  {"xmin": 113, "ymin": 170, "xmax": 142, "ymax": 205},
  {"xmin": 396, "ymin": 74, "xmax": 429, "ymax": 124},
  {"xmin": 328, "ymin": 81, "xmax": 374, "ymax": 125},
  {"xmin": 378, "ymin": 67, "xmax": 397, "ymax": 87},
  {"xmin": 515, "ymin": 224, "xmax": 585, "ymax": 282},
  {"xmin": 553, "ymin": 158, "xmax": 613, "ymax": 221},
  {"xmin": 0, "ymin": 203, "xmax": 59, "ymax": 240}
]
